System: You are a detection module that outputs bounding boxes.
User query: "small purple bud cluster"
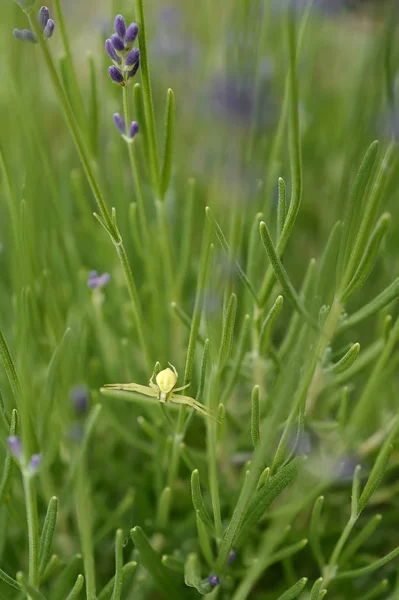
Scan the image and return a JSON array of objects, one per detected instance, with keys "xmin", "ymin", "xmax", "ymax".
[
  {"xmin": 87, "ymin": 270, "xmax": 111, "ymax": 289},
  {"xmin": 113, "ymin": 114, "xmax": 139, "ymax": 141},
  {"xmin": 7, "ymin": 436, "xmax": 42, "ymax": 476},
  {"xmin": 106, "ymin": 15, "xmax": 140, "ymax": 86},
  {"xmin": 208, "ymin": 574, "xmax": 220, "ymax": 587},
  {"xmin": 13, "ymin": 6, "xmax": 55, "ymax": 44}
]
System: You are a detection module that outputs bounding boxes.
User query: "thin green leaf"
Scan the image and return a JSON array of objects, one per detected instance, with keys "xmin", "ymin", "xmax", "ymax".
[
  {"xmin": 362, "ymin": 579, "xmax": 389, "ymax": 600},
  {"xmin": 221, "ymin": 315, "xmax": 250, "ymax": 405},
  {"xmin": 130, "ymin": 527, "xmax": 185, "ymax": 600},
  {"xmin": 196, "ymin": 512, "xmax": 214, "ymax": 567},
  {"xmin": 0, "ymin": 409, "xmax": 18, "ymax": 505},
  {"xmin": 161, "ymin": 555, "xmax": 184, "ymax": 573},
  {"xmin": 340, "ymin": 514, "xmax": 382, "ymax": 564},
  {"xmin": 358, "ymin": 443, "xmax": 393, "ymax": 513},
  {"xmin": 251, "ymin": 386, "xmax": 260, "ymax": 449},
  {"xmin": 111, "ymin": 530, "xmax": 124, "ymax": 600},
  {"xmin": 157, "ymin": 487, "xmax": 171, "ymax": 529},
  {"xmin": 39, "ymin": 496, "xmax": 58, "ymax": 576},
  {"xmin": 160, "ymin": 88, "xmax": 175, "ymax": 198},
  {"xmin": 97, "ymin": 563, "xmax": 137, "ymax": 600},
  {"xmin": 260, "ymin": 295, "xmax": 284, "ymax": 353},
  {"xmin": 16, "ymin": 572, "xmax": 47, "ymax": 600},
  {"xmin": 87, "ymin": 54, "xmax": 99, "ymax": 155},
  {"xmin": 341, "ymin": 213, "xmax": 391, "ymax": 302},
  {"xmin": 197, "ymin": 339, "xmax": 210, "ymax": 403},
  {"xmin": 310, "ymin": 577, "xmax": 325, "ymax": 600},
  {"xmin": 336, "ymin": 545, "xmax": 399, "ymax": 579},
  {"xmin": 351, "ymin": 465, "xmax": 362, "ymax": 519},
  {"xmin": 66, "ymin": 575, "xmax": 85, "ymax": 600},
  {"xmin": 40, "ymin": 555, "xmax": 60, "ymax": 585},
  {"xmin": 325, "ymin": 343, "xmax": 360, "ymax": 375},
  {"xmin": 318, "ymin": 221, "xmax": 342, "ymax": 304},
  {"xmin": 0, "ymin": 568, "xmax": 19, "ymax": 590},
  {"xmin": 206, "ymin": 207, "xmax": 260, "ymax": 306},
  {"xmin": 184, "ymin": 553, "xmax": 202, "ymax": 590},
  {"xmin": 277, "ymin": 177, "xmax": 287, "ymax": 242},
  {"xmin": 309, "ymin": 496, "xmax": 325, "ymax": 570},
  {"xmin": 218, "ymin": 293, "xmax": 237, "ymax": 370},
  {"xmin": 337, "ymin": 140, "xmax": 379, "ymax": 283},
  {"xmin": 260, "ymin": 221, "xmax": 316, "ymax": 327},
  {"xmin": 337, "ymin": 277, "xmax": 399, "ymax": 334},
  {"xmin": 276, "ymin": 577, "xmax": 308, "ymax": 600},
  {"xmin": 49, "ymin": 554, "xmax": 82, "ymax": 600},
  {"xmin": 191, "ymin": 470, "xmax": 214, "ymax": 532},
  {"xmin": 0, "ymin": 326, "xmax": 21, "ymax": 403},
  {"xmin": 236, "ymin": 457, "xmax": 304, "ymax": 547}
]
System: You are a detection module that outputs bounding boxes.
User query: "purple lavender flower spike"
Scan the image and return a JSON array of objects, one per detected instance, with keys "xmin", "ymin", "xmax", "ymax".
[
  {"xmin": 113, "ymin": 113, "xmax": 126, "ymax": 134},
  {"xmin": 108, "ymin": 66, "xmax": 124, "ymax": 85},
  {"xmin": 37, "ymin": 6, "xmax": 50, "ymax": 30},
  {"xmin": 97, "ymin": 273, "xmax": 111, "ymax": 287},
  {"xmin": 125, "ymin": 23, "xmax": 138, "ymax": 46},
  {"xmin": 111, "ymin": 33, "xmax": 125, "ymax": 52},
  {"xmin": 88, "ymin": 271, "xmax": 111, "ymax": 288},
  {"xmin": 7, "ymin": 435, "xmax": 22, "ymax": 459},
  {"xmin": 126, "ymin": 48, "xmax": 140, "ymax": 67},
  {"xmin": 228, "ymin": 549, "xmax": 236, "ymax": 564},
  {"xmin": 114, "ymin": 14, "xmax": 126, "ymax": 38},
  {"xmin": 70, "ymin": 384, "xmax": 90, "ymax": 415},
  {"xmin": 43, "ymin": 19, "xmax": 55, "ymax": 39},
  {"xmin": 30, "ymin": 454, "xmax": 42, "ymax": 473},
  {"xmin": 208, "ymin": 575, "xmax": 220, "ymax": 587},
  {"xmin": 129, "ymin": 121, "xmax": 139, "ymax": 139},
  {"xmin": 13, "ymin": 28, "xmax": 38, "ymax": 43},
  {"xmin": 128, "ymin": 59, "xmax": 140, "ymax": 79},
  {"xmin": 106, "ymin": 39, "xmax": 121, "ymax": 64}
]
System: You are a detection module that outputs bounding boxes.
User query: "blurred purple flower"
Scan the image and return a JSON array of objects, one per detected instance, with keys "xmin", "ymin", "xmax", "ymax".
[
  {"xmin": 13, "ymin": 28, "xmax": 38, "ymax": 43},
  {"xmin": 30, "ymin": 454, "xmax": 42, "ymax": 473},
  {"xmin": 106, "ymin": 16, "xmax": 140, "ymax": 86},
  {"xmin": 208, "ymin": 574, "xmax": 220, "ymax": 586},
  {"xmin": 228, "ymin": 549, "xmax": 236, "ymax": 564},
  {"xmin": 7, "ymin": 435, "xmax": 22, "ymax": 459},
  {"xmin": 70, "ymin": 384, "xmax": 90, "ymax": 415},
  {"xmin": 129, "ymin": 121, "xmax": 139, "ymax": 139},
  {"xmin": 113, "ymin": 113, "xmax": 126, "ymax": 134},
  {"xmin": 37, "ymin": 6, "xmax": 50, "ymax": 30},
  {"xmin": 125, "ymin": 23, "xmax": 138, "ymax": 46},
  {"xmin": 87, "ymin": 270, "xmax": 111, "ymax": 289}
]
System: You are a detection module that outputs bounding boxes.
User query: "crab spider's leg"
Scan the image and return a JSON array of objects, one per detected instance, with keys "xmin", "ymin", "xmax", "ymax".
[
  {"xmin": 103, "ymin": 383, "xmax": 158, "ymax": 398},
  {"xmin": 168, "ymin": 362, "xmax": 178, "ymax": 378},
  {"xmin": 170, "ymin": 394, "xmax": 219, "ymax": 422},
  {"xmin": 173, "ymin": 383, "xmax": 191, "ymax": 393}
]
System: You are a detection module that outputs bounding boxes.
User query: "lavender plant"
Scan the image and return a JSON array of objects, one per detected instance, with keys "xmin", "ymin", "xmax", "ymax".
[{"xmin": 0, "ymin": 0, "xmax": 398, "ymax": 598}]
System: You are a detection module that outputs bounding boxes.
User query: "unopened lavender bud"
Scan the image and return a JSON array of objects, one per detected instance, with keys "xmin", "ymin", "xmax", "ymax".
[
  {"xmin": 13, "ymin": 28, "xmax": 38, "ymax": 43},
  {"xmin": 111, "ymin": 33, "xmax": 125, "ymax": 52},
  {"xmin": 125, "ymin": 48, "xmax": 140, "ymax": 67},
  {"xmin": 113, "ymin": 113, "xmax": 126, "ymax": 134},
  {"xmin": 43, "ymin": 19, "xmax": 55, "ymax": 39},
  {"xmin": 129, "ymin": 121, "xmax": 139, "ymax": 139},
  {"xmin": 114, "ymin": 14, "xmax": 126, "ymax": 38},
  {"xmin": 30, "ymin": 453, "xmax": 42, "ymax": 473},
  {"xmin": 7, "ymin": 435, "xmax": 22, "ymax": 459},
  {"xmin": 128, "ymin": 59, "xmax": 140, "ymax": 79},
  {"xmin": 108, "ymin": 66, "xmax": 124, "ymax": 85},
  {"xmin": 37, "ymin": 6, "xmax": 49, "ymax": 30},
  {"xmin": 208, "ymin": 575, "xmax": 220, "ymax": 587},
  {"xmin": 105, "ymin": 39, "xmax": 121, "ymax": 64},
  {"xmin": 125, "ymin": 23, "xmax": 138, "ymax": 45}
]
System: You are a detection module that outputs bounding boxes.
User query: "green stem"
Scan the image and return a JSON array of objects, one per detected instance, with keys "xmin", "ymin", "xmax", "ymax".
[
  {"xmin": 27, "ymin": 12, "xmax": 151, "ymax": 371},
  {"xmin": 52, "ymin": 0, "xmax": 87, "ymax": 130},
  {"xmin": 135, "ymin": 0, "xmax": 160, "ymax": 195},
  {"xmin": 22, "ymin": 473, "xmax": 39, "ymax": 588},
  {"xmin": 323, "ymin": 517, "xmax": 357, "ymax": 587}
]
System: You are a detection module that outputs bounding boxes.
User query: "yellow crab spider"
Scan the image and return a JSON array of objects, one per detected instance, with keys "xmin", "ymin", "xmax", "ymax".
[{"xmin": 104, "ymin": 363, "xmax": 218, "ymax": 421}]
